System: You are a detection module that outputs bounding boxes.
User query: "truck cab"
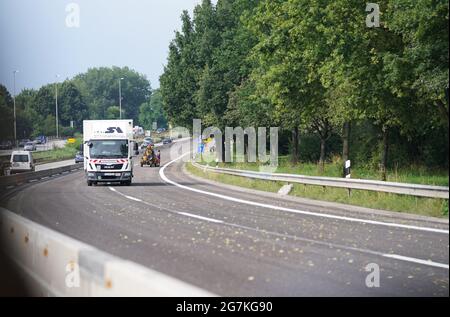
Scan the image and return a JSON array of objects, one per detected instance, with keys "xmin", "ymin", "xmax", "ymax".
[{"xmin": 83, "ymin": 120, "xmax": 139, "ymax": 186}]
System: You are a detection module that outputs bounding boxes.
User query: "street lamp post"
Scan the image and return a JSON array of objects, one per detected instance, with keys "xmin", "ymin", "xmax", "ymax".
[
  {"xmin": 13, "ymin": 70, "xmax": 19, "ymax": 146},
  {"xmin": 119, "ymin": 78, "xmax": 124, "ymax": 119},
  {"xmin": 55, "ymin": 75, "xmax": 60, "ymax": 138}
]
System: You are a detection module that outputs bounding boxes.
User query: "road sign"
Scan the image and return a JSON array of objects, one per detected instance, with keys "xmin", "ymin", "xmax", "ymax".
[{"xmin": 67, "ymin": 138, "xmax": 76, "ymax": 144}]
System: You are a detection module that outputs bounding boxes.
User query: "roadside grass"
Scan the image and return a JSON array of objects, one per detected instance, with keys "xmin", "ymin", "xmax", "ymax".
[
  {"xmin": 186, "ymin": 162, "xmax": 449, "ymax": 218},
  {"xmin": 196, "ymin": 155, "xmax": 449, "ymax": 186},
  {"xmin": 33, "ymin": 137, "xmax": 82, "ymax": 164}
]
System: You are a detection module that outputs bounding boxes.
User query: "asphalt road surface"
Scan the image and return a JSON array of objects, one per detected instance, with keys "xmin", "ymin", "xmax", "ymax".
[{"xmin": 0, "ymin": 140, "xmax": 448, "ymax": 296}]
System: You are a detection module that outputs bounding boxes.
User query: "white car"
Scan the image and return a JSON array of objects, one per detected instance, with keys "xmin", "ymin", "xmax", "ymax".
[
  {"xmin": 10, "ymin": 151, "xmax": 35, "ymax": 174},
  {"xmin": 24, "ymin": 142, "xmax": 37, "ymax": 151}
]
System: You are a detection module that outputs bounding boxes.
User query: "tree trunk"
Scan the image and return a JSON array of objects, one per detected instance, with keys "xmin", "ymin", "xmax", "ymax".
[
  {"xmin": 342, "ymin": 122, "xmax": 350, "ymax": 162},
  {"xmin": 342, "ymin": 122, "xmax": 350, "ymax": 177},
  {"xmin": 319, "ymin": 137, "xmax": 326, "ymax": 173},
  {"xmin": 291, "ymin": 126, "xmax": 300, "ymax": 164},
  {"xmin": 380, "ymin": 126, "xmax": 389, "ymax": 181}
]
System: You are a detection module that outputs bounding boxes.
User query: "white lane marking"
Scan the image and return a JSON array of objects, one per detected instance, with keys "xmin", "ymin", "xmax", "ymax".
[
  {"xmin": 383, "ymin": 254, "xmax": 449, "ymax": 269},
  {"xmin": 227, "ymin": 219, "xmax": 449, "ymax": 270},
  {"xmin": 125, "ymin": 195, "xmax": 142, "ymax": 202},
  {"xmin": 109, "ymin": 187, "xmax": 142, "ymax": 202},
  {"xmin": 178, "ymin": 212, "xmax": 224, "ymax": 224},
  {"xmin": 160, "ymin": 153, "xmax": 449, "ymax": 235},
  {"xmin": 108, "ymin": 185, "xmax": 449, "ymax": 270}
]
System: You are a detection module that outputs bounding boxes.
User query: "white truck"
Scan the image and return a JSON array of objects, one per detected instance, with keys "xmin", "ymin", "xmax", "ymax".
[{"xmin": 83, "ymin": 120, "xmax": 139, "ymax": 186}]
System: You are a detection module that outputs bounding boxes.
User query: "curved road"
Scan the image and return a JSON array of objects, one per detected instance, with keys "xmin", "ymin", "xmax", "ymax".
[{"xmin": 1, "ymin": 141, "xmax": 448, "ymax": 296}]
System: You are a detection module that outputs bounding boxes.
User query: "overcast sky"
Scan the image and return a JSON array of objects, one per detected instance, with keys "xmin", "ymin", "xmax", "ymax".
[{"xmin": 0, "ymin": 0, "xmax": 211, "ymax": 94}]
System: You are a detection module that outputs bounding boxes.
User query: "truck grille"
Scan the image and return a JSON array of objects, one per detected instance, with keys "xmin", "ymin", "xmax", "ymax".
[{"xmin": 96, "ymin": 164, "xmax": 123, "ymax": 170}]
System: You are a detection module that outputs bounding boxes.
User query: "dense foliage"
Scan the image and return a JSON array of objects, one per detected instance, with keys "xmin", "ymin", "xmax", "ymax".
[{"xmin": 160, "ymin": 0, "xmax": 448, "ymax": 174}]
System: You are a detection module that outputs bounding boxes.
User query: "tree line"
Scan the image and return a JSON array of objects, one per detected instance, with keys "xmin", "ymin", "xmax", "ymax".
[
  {"xmin": 160, "ymin": 0, "xmax": 448, "ymax": 178},
  {"xmin": 0, "ymin": 66, "xmax": 167, "ymax": 140}
]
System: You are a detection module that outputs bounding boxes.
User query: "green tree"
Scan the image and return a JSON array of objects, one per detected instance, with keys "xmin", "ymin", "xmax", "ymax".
[
  {"xmin": 160, "ymin": 10, "xmax": 199, "ymax": 128},
  {"xmin": 59, "ymin": 81, "xmax": 88, "ymax": 130},
  {"xmin": 0, "ymin": 85, "xmax": 13, "ymax": 140},
  {"xmin": 72, "ymin": 66, "xmax": 151, "ymax": 123},
  {"xmin": 106, "ymin": 106, "xmax": 121, "ymax": 120},
  {"xmin": 33, "ymin": 85, "xmax": 55, "ymax": 120},
  {"xmin": 139, "ymin": 89, "xmax": 168, "ymax": 130}
]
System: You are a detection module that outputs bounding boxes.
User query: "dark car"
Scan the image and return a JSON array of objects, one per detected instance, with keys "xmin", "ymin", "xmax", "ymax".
[
  {"xmin": 74, "ymin": 151, "xmax": 84, "ymax": 163},
  {"xmin": 162, "ymin": 138, "xmax": 172, "ymax": 145},
  {"xmin": 35, "ymin": 135, "xmax": 47, "ymax": 144},
  {"xmin": 0, "ymin": 141, "xmax": 13, "ymax": 150}
]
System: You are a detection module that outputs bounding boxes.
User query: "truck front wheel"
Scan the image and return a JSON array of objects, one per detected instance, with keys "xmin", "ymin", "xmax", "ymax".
[{"xmin": 87, "ymin": 181, "xmax": 93, "ymax": 186}]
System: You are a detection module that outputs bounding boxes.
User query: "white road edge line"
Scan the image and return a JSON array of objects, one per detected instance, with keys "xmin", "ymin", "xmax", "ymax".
[
  {"xmin": 382, "ymin": 254, "xmax": 449, "ymax": 269},
  {"xmin": 108, "ymin": 186, "xmax": 449, "ymax": 270},
  {"xmin": 109, "ymin": 180, "xmax": 449, "ymax": 270},
  {"xmin": 160, "ymin": 153, "xmax": 449, "ymax": 235}
]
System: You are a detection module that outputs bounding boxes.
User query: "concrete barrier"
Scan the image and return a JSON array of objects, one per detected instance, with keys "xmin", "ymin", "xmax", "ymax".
[
  {"xmin": 0, "ymin": 164, "xmax": 82, "ymax": 190},
  {"xmin": 0, "ymin": 208, "xmax": 215, "ymax": 297}
]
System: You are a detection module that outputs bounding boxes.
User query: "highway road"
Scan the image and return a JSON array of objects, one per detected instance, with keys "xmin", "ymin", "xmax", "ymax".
[{"xmin": 0, "ymin": 140, "xmax": 448, "ymax": 296}]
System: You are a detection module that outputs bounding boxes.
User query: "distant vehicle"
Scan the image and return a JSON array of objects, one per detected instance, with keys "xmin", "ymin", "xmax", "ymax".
[
  {"xmin": 10, "ymin": 151, "xmax": 35, "ymax": 174},
  {"xmin": 35, "ymin": 135, "xmax": 47, "ymax": 144},
  {"xmin": 33, "ymin": 137, "xmax": 42, "ymax": 144},
  {"xmin": 24, "ymin": 142, "xmax": 37, "ymax": 151},
  {"xmin": 18, "ymin": 139, "xmax": 30, "ymax": 147},
  {"xmin": 162, "ymin": 138, "xmax": 172, "ymax": 145},
  {"xmin": 141, "ymin": 140, "xmax": 154, "ymax": 149},
  {"xmin": 0, "ymin": 140, "xmax": 13, "ymax": 150},
  {"xmin": 74, "ymin": 151, "xmax": 84, "ymax": 163},
  {"xmin": 156, "ymin": 128, "xmax": 163, "ymax": 134}
]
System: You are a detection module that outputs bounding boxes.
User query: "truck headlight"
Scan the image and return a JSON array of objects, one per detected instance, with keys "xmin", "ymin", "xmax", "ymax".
[
  {"xmin": 123, "ymin": 172, "xmax": 131, "ymax": 177},
  {"xmin": 88, "ymin": 173, "xmax": 95, "ymax": 177}
]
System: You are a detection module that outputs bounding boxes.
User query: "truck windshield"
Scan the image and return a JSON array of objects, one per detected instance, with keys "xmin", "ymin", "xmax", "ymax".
[{"xmin": 89, "ymin": 140, "xmax": 128, "ymax": 159}]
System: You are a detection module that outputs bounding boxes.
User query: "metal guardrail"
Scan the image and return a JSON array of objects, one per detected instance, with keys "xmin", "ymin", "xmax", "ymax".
[
  {"xmin": 0, "ymin": 164, "xmax": 82, "ymax": 190},
  {"xmin": 191, "ymin": 162, "xmax": 449, "ymax": 199}
]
